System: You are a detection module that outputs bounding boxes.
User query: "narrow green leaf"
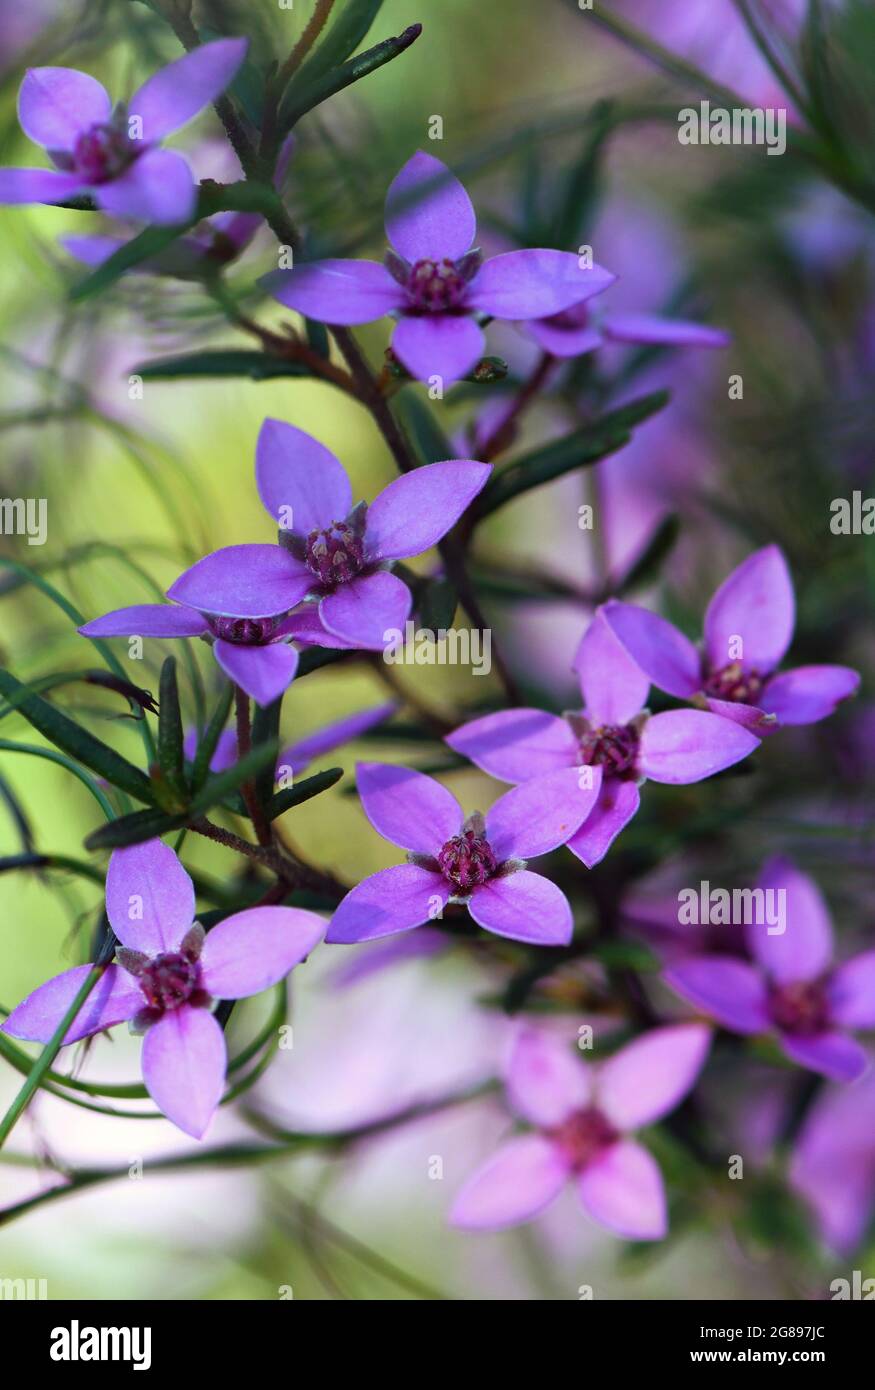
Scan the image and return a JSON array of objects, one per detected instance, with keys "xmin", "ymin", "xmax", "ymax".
[
  {"xmin": 270, "ymin": 767, "xmax": 343, "ymax": 820},
  {"xmin": 157, "ymin": 657, "xmax": 186, "ymax": 803},
  {"xmin": 252, "ymin": 697, "xmax": 282, "ymax": 810},
  {"xmin": 191, "ymin": 683, "xmax": 234, "ymax": 793},
  {"xmin": 289, "ymin": 0, "xmax": 385, "ymax": 88},
  {"xmin": 417, "ymin": 577, "xmax": 458, "ymax": 631},
  {"xmin": 392, "ymin": 392, "xmax": 454, "ymax": 466},
  {"xmin": 136, "ymin": 350, "xmax": 312, "ymax": 382},
  {"xmin": 69, "ymin": 224, "xmax": 193, "ymax": 302},
  {"xmin": 0, "ymin": 738, "xmax": 115, "ymax": 821},
  {"xmin": 85, "ymin": 808, "xmax": 188, "ymax": 851},
  {"xmin": 615, "ymin": 514, "xmax": 680, "ymax": 597},
  {"xmin": 279, "ymin": 23, "xmax": 422, "ymax": 130},
  {"xmin": 189, "ymin": 740, "xmax": 279, "ymax": 818}
]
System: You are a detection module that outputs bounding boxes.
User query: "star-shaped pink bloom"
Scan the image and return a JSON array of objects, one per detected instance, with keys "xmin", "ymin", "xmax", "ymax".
[
  {"xmin": 451, "ymin": 1024, "xmax": 711, "ymax": 1239},
  {"xmin": 2, "ymin": 839, "xmax": 324, "ymax": 1137},
  {"xmin": 664, "ymin": 857, "xmax": 875, "ymax": 1082}
]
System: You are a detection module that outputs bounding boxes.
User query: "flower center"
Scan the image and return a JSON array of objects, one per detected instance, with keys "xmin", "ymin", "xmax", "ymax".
[
  {"xmin": 138, "ymin": 951, "xmax": 201, "ymax": 1012},
  {"xmin": 210, "ymin": 616, "xmax": 281, "ymax": 645},
  {"xmin": 548, "ymin": 1106, "xmax": 619, "ymax": 1171},
  {"xmin": 579, "ymin": 722, "xmax": 639, "ymax": 778},
  {"xmin": 305, "ymin": 522, "xmax": 365, "ymax": 587},
  {"xmin": 438, "ymin": 828, "xmax": 497, "ymax": 891},
  {"xmin": 73, "ymin": 122, "xmax": 137, "ymax": 183},
  {"xmin": 769, "ymin": 979, "xmax": 830, "ymax": 1036},
  {"xmin": 406, "ymin": 257, "xmax": 468, "ymax": 313},
  {"xmin": 702, "ymin": 661, "xmax": 764, "ymax": 704}
]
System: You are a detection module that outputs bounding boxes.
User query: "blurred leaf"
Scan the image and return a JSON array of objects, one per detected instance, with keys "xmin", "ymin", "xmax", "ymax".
[
  {"xmin": 593, "ymin": 940, "xmax": 661, "ymax": 973},
  {"xmin": 615, "ymin": 515, "xmax": 681, "ymax": 597},
  {"xmin": 191, "ymin": 683, "xmax": 234, "ymax": 793},
  {"xmin": 157, "ymin": 657, "xmax": 187, "ymax": 804},
  {"xmin": 392, "ymin": 392, "xmax": 454, "ymax": 465},
  {"xmin": 252, "ymin": 696, "xmax": 283, "ymax": 810},
  {"xmin": 287, "ymin": 0, "xmax": 386, "ymax": 90},
  {"xmin": 189, "ymin": 740, "xmax": 279, "ymax": 818},
  {"xmin": 136, "ymin": 350, "xmax": 313, "ymax": 382},
  {"xmin": 417, "ymin": 577, "xmax": 458, "ymax": 630},
  {"xmin": 278, "ymin": 23, "xmax": 423, "ymax": 131},
  {"xmin": 269, "ymin": 767, "xmax": 344, "ymax": 820},
  {"xmin": 548, "ymin": 103, "xmax": 614, "ymax": 250},
  {"xmin": 85, "ymin": 808, "xmax": 188, "ymax": 851}
]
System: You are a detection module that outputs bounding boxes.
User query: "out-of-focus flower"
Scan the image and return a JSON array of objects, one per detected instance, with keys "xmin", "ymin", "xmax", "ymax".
[
  {"xmin": 2, "ymin": 840, "xmax": 324, "ymax": 1137},
  {"xmin": 790, "ymin": 1064, "xmax": 875, "ymax": 1252},
  {"xmin": 261, "ymin": 151, "xmax": 616, "ymax": 384},
  {"xmin": 665, "ymin": 857, "xmax": 875, "ymax": 1082},
  {"xmin": 0, "ymin": 40, "xmax": 248, "ymax": 224},
  {"xmin": 451, "ymin": 1024, "xmax": 711, "ymax": 1238},
  {"xmin": 606, "ymin": 545, "xmax": 860, "ymax": 732},
  {"xmin": 527, "ymin": 300, "xmax": 730, "ymax": 359},
  {"xmin": 447, "ymin": 608, "xmax": 759, "ymax": 867},
  {"xmin": 183, "ymin": 700, "xmax": 397, "ymax": 774},
  {"xmin": 326, "ymin": 761, "xmax": 603, "ymax": 947}
]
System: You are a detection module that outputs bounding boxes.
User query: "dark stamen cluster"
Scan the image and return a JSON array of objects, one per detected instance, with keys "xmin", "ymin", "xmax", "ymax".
[
  {"xmin": 406, "ymin": 257, "xmax": 468, "ymax": 313},
  {"xmin": 438, "ymin": 828, "xmax": 497, "ymax": 891},
  {"xmin": 702, "ymin": 661, "xmax": 764, "ymax": 705},
  {"xmin": 305, "ymin": 521, "xmax": 365, "ymax": 587},
  {"xmin": 578, "ymin": 722, "xmax": 639, "ymax": 778},
  {"xmin": 548, "ymin": 1106, "xmax": 619, "ymax": 1171},
  {"xmin": 769, "ymin": 980, "xmax": 830, "ymax": 1036},
  {"xmin": 73, "ymin": 122, "xmax": 136, "ymax": 183}
]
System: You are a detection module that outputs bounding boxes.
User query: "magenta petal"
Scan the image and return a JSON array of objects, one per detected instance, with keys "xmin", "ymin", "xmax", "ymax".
[
  {"xmin": 213, "ymin": 639, "xmax": 298, "ymax": 706},
  {"xmin": 450, "ymin": 1135, "xmax": 569, "ymax": 1230},
  {"xmin": 779, "ymin": 1032, "xmax": 868, "ymax": 1083},
  {"xmin": 748, "ymin": 857, "xmax": 834, "ymax": 985},
  {"xmin": 468, "ymin": 249, "xmax": 616, "ymax": 320},
  {"xmin": 575, "ymin": 607, "xmax": 650, "ymax": 724},
  {"xmin": 260, "ymin": 259, "xmax": 402, "ymax": 324},
  {"xmin": 505, "ymin": 1028, "xmax": 591, "ymax": 1126},
  {"xmin": 79, "ymin": 603, "xmax": 208, "ymax": 638},
  {"xmin": 602, "ymin": 600, "xmax": 701, "ymax": 700},
  {"xmin": 3, "ymin": 964, "xmax": 141, "ymax": 1045},
  {"xmin": 598, "ymin": 1024, "xmax": 712, "ymax": 1130},
  {"xmin": 168, "ymin": 545, "xmax": 312, "ymax": 618},
  {"xmin": 639, "ymin": 709, "xmax": 758, "ymax": 784},
  {"xmin": 704, "ymin": 545, "xmax": 794, "ymax": 675},
  {"xmin": 663, "ymin": 957, "xmax": 770, "ymax": 1035},
  {"xmin": 0, "ymin": 167, "xmax": 84, "ymax": 204},
  {"xmin": 485, "ymin": 766, "xmax": 602, "ymax": 860},
  {"xmin": 280, "ymin": 702, "xmax": 396, "ymax": 774},
  {"xmin": 384, "ymin": 150, "xmax": 476, "ymax": 262},
  {"xmin": 319, "ymin": 571, "xmax": 411, "ymax": 650},
  {"xmin": 601, "ymin": 313, "xmax": 731, "ymax": 348},
  {"xmin": 95, "ymin": 148, "xmax": 197, "ymax": 226},
  {"xmin": 128, "ymin": 37, "xmax": 248, "ymax": 141},
  {"xmin": 702, "ymin": 696, "xmax": 775, "ymax": 733},
  {"xmin": 391, "ymin": 314, "xmax": 484, "ymax": 387},
  {"xmin": 364, "ymin": 461, "xmax": 491, "ymax": 562},
  {"xmin": 200, "ymin": 905, "xmax": 323, "ymax": 998},
  {"xmin": 578, "ymin": 1140, "xmax": 667, "ymax": 1240},
  {"xmin": 526, "ymin": 313, "xmax": 604, "ymax": 358},
  {"xmin": 18, "ymin": 66, "xmax": 111, "ymax": 149},
  {"xmin": 356, "ymin": 761, "xmax": 461, "ymax": 854},
  {"xmin": 278, "ymin": 605, "xmax": 360, "ymax": 650},
  {"xmin": 468, "ymin": 871, "xmax": 573, "ymax": 946},
  {"xmin": 106, "ymin": 839, "xmax": 195, "ymax": 953},
  {"xmin": 325, "ymin": 864, "xmax": 450, "ymax": 943},
  {"xmin": 565, "ymin": 779, "xmax": 640, "ymax": 868},
  {"xmin": 760, "ymin": 664, "xmax": 860, "ymax": 726},
  {"xmin": 828, "ymin": 952, "xmax": 875, "ymax": 1029},
  {"xmin": 255, "ymin": 418, "xmax": 352, "ymax": 533},
  {"xmin": 61, "ymin": 234, "xmax": 126, "ymax": 267},
  {"xmin": 140, "ymin": 1005, "xmax": 226, "ymax": 1138},
  {"xmin": 445, "ymin": 708, "xmax": 578, "ymax": 783}
]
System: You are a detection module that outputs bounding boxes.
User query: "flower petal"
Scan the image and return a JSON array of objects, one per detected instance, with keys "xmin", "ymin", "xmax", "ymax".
[
  {"xmin": 760, "ymin": 665, "xmax": 860, "ymax": 726},
  {"xmin": 601, "ymin": 313, "xmax": 731, "ymax": 348},
  {"xmin": 364, "ymin": 460, "xmax": 491, "ymax": 562},
  {"xmin": 638, "ymin": 709, "xmax": 758, "ymax": 783},
  {"xmin": 468, "ymin": 871, "xmax": 574, "ymax": 946},
  {"xmin": 748, "ymin": 857, "xmax": 834, "ymax": 985},
  {"xmin": 445, "ymin": 708, "xmax": 578, "ymax": 783},
  {"xmin": 0, "ymin": 167, "xmax": 84, "ymax": 204},
  {"xmin": 356, "ymin": 761, "xmax": 461, "ymax": 853},
  {"xmin": 325, "ymin": 864, "xmax": 450, "ymax": 943},
  {"xmin": 505, "ymin": 1028, "xmax": 591, "ymax": 1126},
  {"xmin": 390, "ymin": 314, "xmax": 484, "ymax": 387},
  {"xmin": 602, "ymin": 600, "xmax": 701, "ymax": 699},
  {"xmin": 526, "ymin": 309, "xmax": 604, "ymax": 358},
  {"xmin": 828, "ymin": 951, "xmax": 875, "ymax": 1029},
  {"xmin": 779, "ymin": 1032, "xmax": 868, "ymax": 1083},
  {"xmin": 278, "ymin": 605, "xmax": 360, "ymax": 650},
  {"xmin": 663, "ymin": 957, "xmax": 770, "ymax": 1035},
  {"xmin": 79, "ymin": 603, "xmax": 208, "ymax": 638},
  {"xmin": 141, "ymin": 1005, "xmax": 226, "ymax": 1138},
  {"xmin": 574, "ymin": 607, "xmax": 650, "ymax": 724},
  {"xmin": 450, "ymin": 1135, "xmax": 570, "ymax": 1230},
  {"xmin": 565, "ymin": 779, "xmax": 641, "ymax": 868},
  {"xmin": 200, "ymin": 906, "xmax": 323, "ymax": 998},
  {"xmin": 167, "ymin": 544, "xmax": 312, "ymax": 619},
  {"xmin": 281, "ymin": 702, "xmax": 397, "ymax": 774},
  {"xmin": 3, "ymin": 964, "xmax": 141, "ymax": 1045},
  {"xmin": 213, "ymin": 639, "xmax": 298, "ymax": 706},
  {"xmin": 255, "ymin": 418, "xmax": 352, "ymax": 534},
  {"xmin": 384, "ymin": 150, "xmax": 476, "ymax": 262},
  {"xmin": 319, "ymin": 571, "xmax": 411, "ymax": 650},
  {"xmin": 106, "ymin": 839, "xmax": 195, "ymax": 953},
  {"xmin": 468, "ymin": 249, "xmax": 616, "ymax": 320},
  {"xmin": 128, "ymin": 37, "xmax": 248, "ymax": 141},
  {"xmin": 95, "ymin": 148, "xmax": 197, "ymax": 226},
  {"xmin": 597, "ymin": 1024, "xmax": 712, "ymax": 1130},
  {"xmin": 704, "ymin": 545, "xmax": 794, "ymax": 676},
  {"xmin": 18, "ymin": 66, "xmax": 111, "ymax": 149},
  {"xmin": 577, "ymin": 1140, "xmax": 667, "ymax": 1240},
  {"xmin": 485, "ymin": 766, "xmax": 602, "ymax": 861},
  {"xmin": 260, "ymin": 259, "xmax": 402, "ymax": 324}
]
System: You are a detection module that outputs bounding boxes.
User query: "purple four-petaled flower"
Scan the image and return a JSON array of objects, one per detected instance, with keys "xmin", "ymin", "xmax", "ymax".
[
  {"xmin": 0, "ymin": 40, "xmax": 247, "ymax": 225},
  {"xmin": 665, "ymin": 857, "xmax": 875, "ymax": 1082},
  {"xmin": 527, "ymin": 300, "xmax": 731, "ymax": 359},
  {"xmin": 451, "ymin": 1024, "xmax": 711, "ymax": 1239},
  {"xmin": 447, "ymin": 608, "xmax": 760, "ymax": 868},
  {"xmin": 605, "ymin": 545, "xmax": 860, "ymax": 733},
  {"xmin": 326, "ymin": 761, "xmax": 604, "ymax": 947},
  {"xmin": 2, "ymin": 839, "xmax": 324, "ymax": 1137},
  {"xmin": 261, "ymin": 150, "xmax": 616, "ymax": 385}
]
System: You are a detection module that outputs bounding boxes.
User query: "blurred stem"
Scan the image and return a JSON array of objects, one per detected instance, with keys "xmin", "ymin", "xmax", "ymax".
[
  {"xmin": 278, "ymin": 0, "xmax": 337, "ymax": 87},
  {"xmin": 234, "ymin": 685, "xmax": 273, "ymax": 847},
  {"xmin": 479, "ymin": 351, "xmax": 555, "ymax": 462},
  {"xmin": 731, "ymin": 0, "xmax": 810, "ymax": 117},
  {"xmin": 207, "ymin": 280, "xmax": 358, "ymax": 395},
  {"xmin": 188, "ymin": 817, "xmax": 274, "ymax": 865}
]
